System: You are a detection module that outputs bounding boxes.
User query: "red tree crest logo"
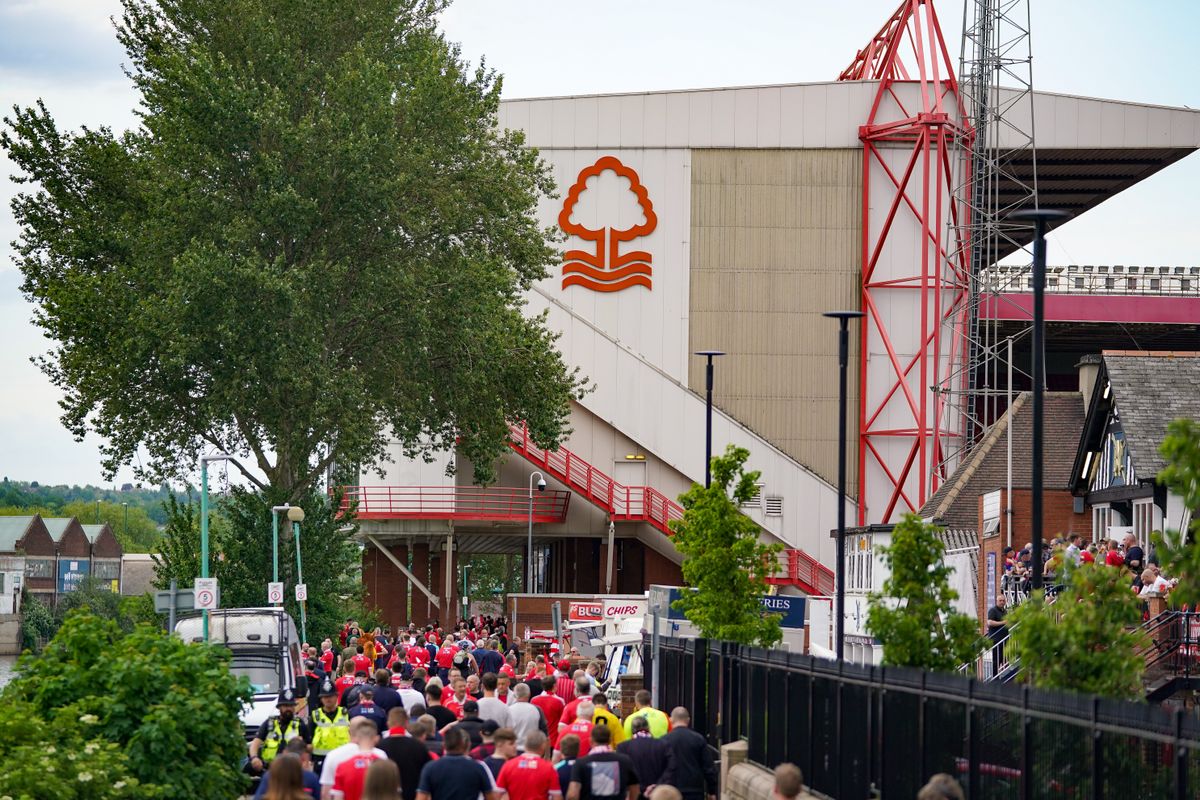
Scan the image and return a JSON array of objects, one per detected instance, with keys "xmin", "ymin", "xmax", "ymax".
[{"xmin": 558, "ymin": 156, "xmax": 657, "ymax": 292}]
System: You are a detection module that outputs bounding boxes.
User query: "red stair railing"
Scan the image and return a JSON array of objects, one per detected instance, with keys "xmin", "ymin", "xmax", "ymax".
[{"xmin": 506, "ymin": 423, "xmax": 833, "ymax": 595}]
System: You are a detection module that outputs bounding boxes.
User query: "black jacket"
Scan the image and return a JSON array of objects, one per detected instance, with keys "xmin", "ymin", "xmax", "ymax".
[
  {"xmin": 618, "ymin": 735, "xmax": 670, "ymax": 790},
  {"xmin": 660, "ymin": 727, "xmax": 717, "ymax": 799}
]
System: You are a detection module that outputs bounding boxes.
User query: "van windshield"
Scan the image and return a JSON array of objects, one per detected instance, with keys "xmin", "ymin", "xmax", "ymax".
[{"xmin": 230, "ymin": 655, "xmax": 282, "ymax": 694}]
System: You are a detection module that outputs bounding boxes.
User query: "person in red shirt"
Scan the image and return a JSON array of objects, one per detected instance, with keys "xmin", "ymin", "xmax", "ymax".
[
  {"xmin": 497, "ymin": 731, "xmax": 561, "ymax": 800},
  {"xmin": 334, "ymin": 663, "xmax": 358, "ymax": 704},
  {"xmin": 351, "ymin": 646, "xmax": 373, "ymax": 675},
  {"xmin": 531, "ymin": 676, "xmax": 565, "ymax": 748},
  {"xmin": 560, "ymin": 679, "xmax": 591, "ymax": 728},
  {"xmin": 444, "ymin": 678, "xmax": 469, "ymax": 719},
  {"xmin": 437, "ymin": 641, "xmax": 457, "ymax": 674},
  {"xmin": 562, "ymin": 701, "xmax": 594, "ymax": 758},
  {"xmin": 1105, "ymin": 539, "xmax": 1124, "ymax": 567},
  {"xmin": 319, "ymin": 642, "xmax": 336, "ymax": 675},
  {"xmin": 408, "ymin": 637, "xmax": 431, "ymax": 671},
  {"xmin": 554, "ymin": 662, "xmax": 577, "ymax": 706},
  {"xmin": 333, "ymin": 718, "xmax": 384, "ymax": 800}
]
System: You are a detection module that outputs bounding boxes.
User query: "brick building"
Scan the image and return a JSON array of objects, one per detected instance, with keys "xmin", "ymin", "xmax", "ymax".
[{"xmin": 920, "ymin": 391, "xmax": 1088, "ymax": 623}]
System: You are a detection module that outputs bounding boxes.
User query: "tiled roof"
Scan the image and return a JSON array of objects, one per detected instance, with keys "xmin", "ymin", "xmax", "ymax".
[
  {"xmin": 0, "ymin": 516, "xmax": 37, "ymax": 553},
  {"xmin": 920, "ymin": 392, "xmax": 1086, "ymax": 530},
  {"xmin": 1104, "ymin": 352, "xmax": 1200, "ymax": 479}
]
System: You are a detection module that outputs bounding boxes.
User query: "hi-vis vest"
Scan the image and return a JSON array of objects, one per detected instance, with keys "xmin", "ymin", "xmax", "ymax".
[
  {"xmin": 262, "ymin": 717, "xmax": 303, "ymax": 762},
  {"xmin": 311, "ymin": 706, "xmax": 351, "ymax": 755}
]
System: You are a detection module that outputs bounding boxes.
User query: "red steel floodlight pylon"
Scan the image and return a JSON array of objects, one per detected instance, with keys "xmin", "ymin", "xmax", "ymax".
[{"xmin": 839, "ymin": 0, "xmax": 974, "ymax": 524}]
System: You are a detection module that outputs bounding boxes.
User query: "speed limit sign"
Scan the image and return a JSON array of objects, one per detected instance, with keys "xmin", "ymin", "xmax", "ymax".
[
  {"xmin": 195, "ymin": 578, "xmax": 219, "ymax": 610},
  {"xmin": 295, "ymin": 583, "xmax": 308, "ymax": 602},
  {"xmin": 268, "ymin": 581, "xmax": 284, "ymax": 605}
]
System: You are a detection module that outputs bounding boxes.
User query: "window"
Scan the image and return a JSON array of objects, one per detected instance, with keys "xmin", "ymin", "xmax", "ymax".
[
  {"xmin": 93, "ymin": 560, "xmax": 120, "ymax": 580},
  {"xmin": 25, "ymin": 559, "xmax": 53, "ymax": 579}
]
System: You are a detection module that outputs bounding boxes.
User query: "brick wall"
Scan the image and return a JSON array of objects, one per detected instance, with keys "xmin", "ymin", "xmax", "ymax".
[
  {"xmin": 362, "ymin": 543, "xmax": 410, "ymax": 630},
  {"xmin": 976, "ymin": 488, "xmax": 1089, "ymax": 623}
]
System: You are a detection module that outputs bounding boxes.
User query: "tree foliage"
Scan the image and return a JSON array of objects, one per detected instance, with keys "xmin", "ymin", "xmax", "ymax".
[
  {"xmin": 153, "ymin": 487, "xmax": 360, "ymax": 644},
  {"xmin": 0, "ymin": 478, "xmax": 176, "ymax": 524},
  {"xmin": 2, "ymin": 609, "xmax": 251, "ymax": 797},
  {"xmin": 866, "ymin": 514, "xmax": 985, "ymax": 672},
  {"xmin": 1007, "ymin": 564, "xmax": 1147, "ymax": 699},
  {"xmin": 668, "ymin": 446, "xmax": 783, "ymax": 648},
  {"xmin": 2, "ymin": 0, "xmax": 584, "ymax": 500},
  {"xmin": 1153, "ymin": 418, "xmax": 1200, "ymax": 607}
]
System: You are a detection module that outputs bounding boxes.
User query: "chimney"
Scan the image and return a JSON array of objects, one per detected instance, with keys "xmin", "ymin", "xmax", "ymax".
[{"xmin": 1075, "ymin": 354, "xmax": 1102, "ymax": 415}]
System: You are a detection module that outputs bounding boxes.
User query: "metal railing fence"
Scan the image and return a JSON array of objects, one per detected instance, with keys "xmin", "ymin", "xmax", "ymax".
[{"xmin": 647, "ymin": 635, "xmax": 1200, "ymax": 800}]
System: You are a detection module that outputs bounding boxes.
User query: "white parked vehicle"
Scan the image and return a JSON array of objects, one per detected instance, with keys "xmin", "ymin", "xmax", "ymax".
[{"xmin": 175, "ymin": 608, "xmax": 308, "ymax": 739}]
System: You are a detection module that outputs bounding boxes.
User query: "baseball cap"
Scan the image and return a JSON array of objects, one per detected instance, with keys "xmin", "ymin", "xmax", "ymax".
[
  {"xmin": 481, "ymin": 720, "xmax": 501, "ymax": 735},
  {"xmin": 463, "ymin": 700, "xmax": 479, "ymax": 714},
  {"xmin": 558, "ymin": 659, "xmax": 572, "ymax": 672}
]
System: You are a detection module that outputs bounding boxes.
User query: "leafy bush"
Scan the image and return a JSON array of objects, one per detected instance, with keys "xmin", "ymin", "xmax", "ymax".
[
  {"xmin": 1, "ymin": 609, "xmax": 252, "ymax": 798},
  {"xmin": 866, "ymin": 514, "xmax": 986, "ymax": 672},
  {"xmin": 18, "ymin": 589, "xmax": 56, "ymax": 652}
]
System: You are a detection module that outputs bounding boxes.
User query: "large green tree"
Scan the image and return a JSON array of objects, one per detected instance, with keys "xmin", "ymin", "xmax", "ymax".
[
  {"xmin": 866, "ymin": 514, "xmax": 985, "ymax": 672},
  {"xmin": 669, "ymin": 446, "xmax": 783, "ymax": 648},
  {"xmin": 2, "ymin": 0, "xmax": 584, "ymax": 501},
  {"xmin": 1152, "ymin": 418, "xmax": 1200, "ymax": 606}
]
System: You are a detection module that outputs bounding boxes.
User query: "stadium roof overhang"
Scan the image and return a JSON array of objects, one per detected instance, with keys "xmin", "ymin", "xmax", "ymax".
[{"xmin": 499, "ymin": 82, "xmax": 1200, "ymax": 261}]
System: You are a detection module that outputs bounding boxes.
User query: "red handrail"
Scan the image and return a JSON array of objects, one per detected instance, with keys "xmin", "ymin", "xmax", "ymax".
[{"xmin": 506, "ymin": 423, "xmax": 832, "ymax": 595}]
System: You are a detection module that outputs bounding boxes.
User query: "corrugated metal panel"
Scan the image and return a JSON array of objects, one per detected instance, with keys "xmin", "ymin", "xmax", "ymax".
[{"xmin": 689, "ymin": 149, "xmax": 862, "ymax": 492}]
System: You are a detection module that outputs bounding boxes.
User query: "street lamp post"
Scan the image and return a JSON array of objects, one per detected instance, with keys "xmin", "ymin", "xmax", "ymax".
[
  {"xmin": 121, "ymin": 502, "xmax": 128, "ymax": 544},
  {"xmin": 1010, "ymin": 208, "xmax": 1070, "ymax": 592},
  {"xmin": 199, "ymin": 453, "xmax": 236, "ymax": 642},
  {"xmin": 824, "ymin": 310, "xmax": 864, "ymax": 662},
  {"xmin": 694, "ymin": 351, "xmax": 725, "ymax": 487},
  {"xmin": 527, "ymin": 472, "xmax": 546, "ymax": 593},
  {"xmin": 287, "ymin": 505, "xmax": 307, "ymax": 645},
  {"xmin": 270, "ymin": 505, "xmax": 291, "ymax": 593}
]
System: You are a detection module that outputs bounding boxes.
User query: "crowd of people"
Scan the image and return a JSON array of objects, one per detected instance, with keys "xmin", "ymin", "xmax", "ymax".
[{"xmin": 245, "ymin": 614, "xmax": 807, "ymax": 800}]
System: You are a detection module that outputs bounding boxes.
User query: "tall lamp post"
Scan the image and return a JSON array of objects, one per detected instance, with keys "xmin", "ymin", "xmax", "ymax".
[
  {"xmin": 694, "ymin": 350, "xmax": 725, "ymax": 487},
  {"xmin": 121, "ymin": 502, "xmax": 129, "ymax": 544},
  {"xmin": 270, "ymin": 505, "xmax": 291, "ymax": 594},
  {"xmin": 199, "ymin": 453, "xmax": 237, "ymax": 642},
  {"xmin": 1010, "ymin": 208, "xmax": 1070, "ymax": 591},
  {"xmin": 824, "ymin": 310, "xmax": 864, "ymax": 662},
  {"xmin": 527, "ymin": 472, "xmax": 546, "ymax": 593},
  {"xmin": 287, "ymin": 505, "xmax": 307, "ymax": 645}
]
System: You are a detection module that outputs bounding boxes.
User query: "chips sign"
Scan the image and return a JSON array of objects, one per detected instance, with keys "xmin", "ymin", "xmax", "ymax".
[
  {"xmin": 568, "ymin": 602, "xmax": 603, "ymax": 622},
  {"xmin": 602, "ymin": 598, "xmax": 648, "ymax": 620},
  {"xmin": 194, "ymin": 578, "xmax": 219, "ymax": 611}
]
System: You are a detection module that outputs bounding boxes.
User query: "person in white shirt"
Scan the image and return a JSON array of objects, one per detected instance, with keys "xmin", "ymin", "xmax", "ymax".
[
  {"xmin": 506, "ymin": 682, "xmax": 547, "ymax": 751},
  {"xmin": 476, "ymin": 672, "xmax": 512, "ymax": 728},
  {"xmin": 1139, "ymin": 568, "xmax": 1173, "ymax": 597},
  {"xmin": 318, "ymin": 717, "xmax": 388, "ymax": 800}
]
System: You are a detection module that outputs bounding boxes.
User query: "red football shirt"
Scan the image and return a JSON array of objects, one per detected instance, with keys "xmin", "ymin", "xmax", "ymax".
[
  {"xmin": 531, "ymin": 693, "xmax": 564, "ymax": 747},
  {"xmin": 497, "ymin": 753, "xmax": 562, "ymax": 800},
  {"xmin": 352, "ymin": 654, "xmax": 373, "ymax": 674},
  {"xmin": 319, "ymin": 650, "xmax": 335, "ymax": 673},
  {"xmin": 561, "ymin": 697, "xmax": 586, "ymax": 727},
  {"xmin": 1106, "ymin": 550, "xmax": 1125, "ymax": 567},
  {"xmin": 437, "ymin": 645, "xmax": 456, "ymax": 668},
  {"xmin": 408, "ymin": 647, "xmax": 430, "ymax": 668},
  {"xmin": 333, "ymin": 751, "xmax": 380, "ymax": 800},
  {"xmin": 334, "ymin": 674, "xmax": 357, "ymax": 702},
  {"xmin": 564, "ymin": 721, "xmax": 593, "ymax": 757}
]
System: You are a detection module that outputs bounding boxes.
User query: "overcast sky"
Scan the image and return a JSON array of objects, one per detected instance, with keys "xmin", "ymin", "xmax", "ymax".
[{"xmin": 1, "ymin": 0, "xmax": 1198, "ymax": 487}]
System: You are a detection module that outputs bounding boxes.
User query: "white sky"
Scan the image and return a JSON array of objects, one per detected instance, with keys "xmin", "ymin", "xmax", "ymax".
[{"xmin": 1, "ymin": 0, "xmax": 1197, "ymax": 487}]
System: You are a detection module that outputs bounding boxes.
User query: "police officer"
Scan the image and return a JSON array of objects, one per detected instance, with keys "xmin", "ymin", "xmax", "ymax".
[
  {"xmin": 247, "ymin": 688, "xmax": 311, "ymax": 776},
  {"xmin": 310, "ymin": 679, "xmax": 351, "ymax": 772}
]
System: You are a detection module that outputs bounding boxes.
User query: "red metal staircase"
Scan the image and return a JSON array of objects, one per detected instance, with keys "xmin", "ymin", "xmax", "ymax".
[{"xmin": 507, "ymin": 423, "xmax": 835, "ymax": 595}]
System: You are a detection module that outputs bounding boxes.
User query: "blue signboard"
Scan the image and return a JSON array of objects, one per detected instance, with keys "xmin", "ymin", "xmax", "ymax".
[
  {"xmin": 649, "ymin": 585, "xmax": 806, "ymax": 629},
  {"xmin": 57, "ymin": 559, "xmax": 90, "ymax": 593},
  {"xmin": 760, "ymin": 595, "xmax": 806, "ymax": 629}
]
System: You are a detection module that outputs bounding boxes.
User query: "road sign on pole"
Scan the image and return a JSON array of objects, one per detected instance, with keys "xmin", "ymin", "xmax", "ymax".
[
  {"xmin": 194, "ymin": 578, "xmax": 219, "ymax": 611},
  {"xmin": 268, "ymin": 581, "xmax": 284, "ymax": 605},
  {"xmin": 295, "ymin": 583, "xmax": 307, "ymax": 602}
]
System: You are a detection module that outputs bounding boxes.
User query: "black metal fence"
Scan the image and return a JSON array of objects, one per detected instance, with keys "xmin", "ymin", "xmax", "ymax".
[{"xmin": 645, "ymin": 636, "xmax": 1200, "ymax": 799}]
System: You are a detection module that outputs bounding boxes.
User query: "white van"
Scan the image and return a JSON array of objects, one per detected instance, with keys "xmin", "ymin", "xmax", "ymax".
[{"xmin": 175, "ymin": 608, "xmax": 308, "ymax": 739}]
